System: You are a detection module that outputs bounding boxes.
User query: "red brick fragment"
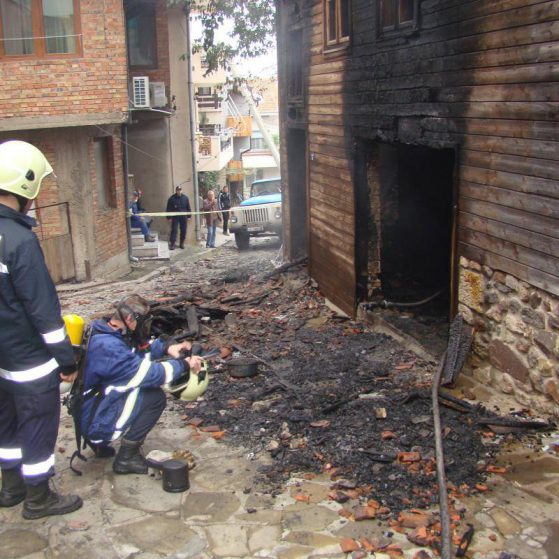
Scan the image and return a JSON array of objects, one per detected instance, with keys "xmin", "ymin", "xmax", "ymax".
[
  {"xmin": 199, "ymin": 425, "xmax": 221, "ymax": 432},
  {"xmin": 328, "ymin": 490, "xmax": 350, "ymax": 503},
  {"xmin": 352, "ymin": 505, "xmax": 377, "ymax": 521},
  {"xmin": 340, "ymin": 538, "xmax": 360, "ymax": 553},
  {"xmin": 397, "ymin": 451, "xmax": 421, "ymax": 463},
  {"xmin": 407, "ymin": 526, "xmax": 430, "ymax": 546},
  {"xmin": 398, "ymin": 511, "xmax": 433, "ymax": 528}
]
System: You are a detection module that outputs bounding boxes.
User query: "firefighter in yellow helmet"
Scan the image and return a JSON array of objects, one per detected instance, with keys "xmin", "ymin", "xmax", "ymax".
[{"xmin": 0, "ymin": 140, "xmax": 82, "ymax": 519}]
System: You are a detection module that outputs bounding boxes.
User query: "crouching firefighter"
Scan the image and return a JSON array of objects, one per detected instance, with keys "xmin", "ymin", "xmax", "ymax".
[
  {"xmin": 74, "ymin": 294, "xmax": 203, "ymax": 475},
  {"xmin": 0, "ymin": 140, "xmax": 83, "ymax": 519}
]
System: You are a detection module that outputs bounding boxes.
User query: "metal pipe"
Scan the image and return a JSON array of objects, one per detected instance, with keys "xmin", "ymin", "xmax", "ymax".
[
  {"xmin": 232, "ymin": 65, "xmax": 281, "ymax": 168},
  {"xmin": 122, "ymin": 123, "xmax": 134, "ymax": 262},
  {"xmin": 184, "ymin": 6, "xmax": 201, "ymax": 241},
  {"xmin": 362, "ymin": 288, "xmax": 444, "ymax": 310},
  {"xmin": 432, "ymin": 353, "xmax": 452, "ymax": 559}
]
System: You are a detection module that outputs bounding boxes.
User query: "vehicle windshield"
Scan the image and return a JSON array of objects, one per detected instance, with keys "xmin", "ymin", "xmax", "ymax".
[{"xmin": 251, "ymin": 179, "xmax": 281, "ymax": 197}]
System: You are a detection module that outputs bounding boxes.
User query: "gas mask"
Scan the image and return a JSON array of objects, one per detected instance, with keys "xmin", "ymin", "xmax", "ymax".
[
  {"xmin": 117, "ymin": 306, "xmax": 153, "ymax": 350},
  {"xmin": 131, "ymin": 312, "xmax": 153, "ymax": 348}
]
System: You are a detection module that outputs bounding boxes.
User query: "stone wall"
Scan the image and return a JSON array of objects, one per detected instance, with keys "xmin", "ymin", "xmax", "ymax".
[{"xmin": 459, "ymin": 256, "xmax": 559, "ymax": 417}]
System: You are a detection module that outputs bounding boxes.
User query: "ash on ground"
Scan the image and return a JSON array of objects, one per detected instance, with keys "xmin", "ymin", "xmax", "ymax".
[{"xmin": 156, "ymin": 262, "xmax": 505, "ymax": 515}]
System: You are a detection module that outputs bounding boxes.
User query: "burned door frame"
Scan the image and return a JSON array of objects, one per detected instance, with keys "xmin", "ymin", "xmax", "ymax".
[
  {"xmin": 354, "ymin": 138, "xmax": 460, "ymax": 318},
  {"xmin": 285, "ymin": 127, "xmax": 309, "ymax": 260}
]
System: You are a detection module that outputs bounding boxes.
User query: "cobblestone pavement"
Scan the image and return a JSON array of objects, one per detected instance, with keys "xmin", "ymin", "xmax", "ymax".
[{"xmin": 1, "ymin": 236, "xmax": 558, "ymax": 559}]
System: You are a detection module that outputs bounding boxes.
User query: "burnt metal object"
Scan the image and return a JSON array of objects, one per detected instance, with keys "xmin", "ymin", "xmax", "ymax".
[
  {"xmin": 432, "ymin": 352, "xmax": 452, "ymax": 559},
  {"xmin": 477, "ymin": 417, "xmax": 555, "ymax": 432},
  {"xmin": 186, "ymin": 306, "xmax": 200, "ymax": 338},
  {"xmin": 162, "ymin": 459, "xmax": 189, "ymax": 493},
  {"xmin": 322, "ymin": 383, "xmax": 380, "ymax": 414},
  {"xmin": 455, "ymin": 523, "xmax": 474, "ymax": 557},
  {"xmin": 228, "ymin": 357, "xmax": 259, "ymax": 378},
  {"xmin": 441, "ymin": 314, "xmax": 473, "ymax": 386}
]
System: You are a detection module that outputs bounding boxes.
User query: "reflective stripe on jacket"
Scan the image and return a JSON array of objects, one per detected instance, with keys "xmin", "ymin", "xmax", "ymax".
[{"xmin": 0, "ymin": 204, "xmax": 75, "ymax": 394}]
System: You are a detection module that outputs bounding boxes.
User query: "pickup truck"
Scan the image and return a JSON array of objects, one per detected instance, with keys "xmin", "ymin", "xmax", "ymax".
[{"xmin": 229, "ymin": 177, "xmax": 282, "ymax": 250}]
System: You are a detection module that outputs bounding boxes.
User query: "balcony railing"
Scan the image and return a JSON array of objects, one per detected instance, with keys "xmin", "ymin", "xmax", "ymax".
[{"xmin": 195, "ymin": 94, "xmax": 222, "ymax": 109}]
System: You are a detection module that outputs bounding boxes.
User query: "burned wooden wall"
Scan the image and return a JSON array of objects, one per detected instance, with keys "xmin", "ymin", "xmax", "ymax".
[{"xmin": 278, "ymin": 0, "xmax": 559, "ymax": 316}]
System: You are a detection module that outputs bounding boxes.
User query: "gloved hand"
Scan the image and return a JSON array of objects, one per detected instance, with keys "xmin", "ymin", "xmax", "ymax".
[{"xmin": 185, "ymin": 355, "xmax": 203, "ymax": 374}]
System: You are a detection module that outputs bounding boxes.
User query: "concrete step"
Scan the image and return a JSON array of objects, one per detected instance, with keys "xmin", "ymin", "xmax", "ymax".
[
  {"xmin": 131, "ymin": 232, "xmax": 159, "ymax": 247},
  {"xmin": 131, "ymin": 240, "xmax": 170, "ymax": 261}
]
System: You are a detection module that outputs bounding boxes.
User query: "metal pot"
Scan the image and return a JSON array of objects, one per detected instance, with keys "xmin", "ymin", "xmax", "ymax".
[
  {"xmin": 228, "ymin": 357, "xmax": 259, "ymax": 378},
  {"xmin": 162, "ymin": 459, "xmax": 189, "ymax": 493}
]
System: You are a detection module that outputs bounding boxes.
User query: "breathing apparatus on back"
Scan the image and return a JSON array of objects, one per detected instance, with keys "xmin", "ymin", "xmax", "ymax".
[{"xmin": 60, "ymin": 314, "xmax": 85, "ymax": 394}]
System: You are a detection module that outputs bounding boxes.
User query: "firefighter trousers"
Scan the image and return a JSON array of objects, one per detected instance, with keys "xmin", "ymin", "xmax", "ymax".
[{"xmin": 0, "ymin": 386, "xmax": 60, "ymax": 485}]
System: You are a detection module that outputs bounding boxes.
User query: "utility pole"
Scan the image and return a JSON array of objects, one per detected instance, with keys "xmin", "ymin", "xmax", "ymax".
[{"xmin": 232, "ymin": 66, "xmax": 280, "ymax": 168}]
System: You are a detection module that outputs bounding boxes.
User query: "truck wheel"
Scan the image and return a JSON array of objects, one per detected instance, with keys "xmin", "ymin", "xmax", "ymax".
[{"xmin": 235, "ymin": 231, "xmax": 250, "ymax": 250}]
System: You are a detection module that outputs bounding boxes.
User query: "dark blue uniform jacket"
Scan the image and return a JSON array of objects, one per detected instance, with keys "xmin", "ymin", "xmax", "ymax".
[
  {"xmin": 0, "ymin": 204, "xmax": 75, "ymax": 394},
  {"xmin": 81, "ymin": 320, "xmax": 187, "ymax": 443}
]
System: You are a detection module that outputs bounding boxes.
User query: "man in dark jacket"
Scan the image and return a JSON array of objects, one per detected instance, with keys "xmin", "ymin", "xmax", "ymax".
[
  {"xmin": 81, "ymin": 295, "xmax": 202, "ymax": 474},
  {"xmin": 218, "ymin": 185, "xmax": 231, "ymax": 235},
  {"xmin": 0, "ymin": 140, "xmax": 82, "ymax": 519},
  {"xmin": 166, "ymin": 186, "xmax": 191, "ymax": 250}
]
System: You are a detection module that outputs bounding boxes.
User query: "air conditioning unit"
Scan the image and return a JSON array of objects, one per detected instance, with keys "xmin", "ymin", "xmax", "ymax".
[
  {"xmin": 149, "ymin": 81, "xmax": 168, "ymax": 108},
  {"xmin": 132, "ymin": 76, "xmax": 150, "ymax": 108}
]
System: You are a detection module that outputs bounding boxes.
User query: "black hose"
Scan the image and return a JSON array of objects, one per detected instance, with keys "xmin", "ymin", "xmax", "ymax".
[{"xmin": 432, "ymin": 352, "xmax": 452, "ymax": 559}]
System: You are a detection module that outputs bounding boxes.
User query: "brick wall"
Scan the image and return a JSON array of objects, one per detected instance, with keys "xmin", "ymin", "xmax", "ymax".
[
  {"xmin": 88, "ymin": 129, "xmax": 128, "ymax": 264},
  {"xmin": 0, "ymin": 0, "xmax": 128, "ymax": 121}
]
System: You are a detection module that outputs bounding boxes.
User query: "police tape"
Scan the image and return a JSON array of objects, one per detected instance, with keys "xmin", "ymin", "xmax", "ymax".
[{"xmin": 128, "ymin": 203, "xmax": 279, "ymax": 219}]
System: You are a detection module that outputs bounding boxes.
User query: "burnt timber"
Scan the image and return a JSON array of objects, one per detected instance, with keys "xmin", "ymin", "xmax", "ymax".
[{"xmin": 278, "ymin": 0, "xmax": 558, "ymax": 313}]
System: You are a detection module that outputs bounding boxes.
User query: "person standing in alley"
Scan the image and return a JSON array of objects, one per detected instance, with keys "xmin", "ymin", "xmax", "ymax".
[
  {"xmin": 203, "ymin": 190, "xmax": 221, "ymax": 248},
  {"xmin": 166, "ymin": 186, "xmax": 191, "ymax": 250},
  {"xmin": 218, "ymin": 185, "xmax": 231, "ymax": 236},
  {"xmin": 0, "ymin": 140, "xmax": 83, "ymax": 519}
]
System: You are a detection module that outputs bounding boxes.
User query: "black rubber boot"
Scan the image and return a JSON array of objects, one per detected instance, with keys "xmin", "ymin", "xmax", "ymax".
[
  {"xmin": 0, "ymin": 468, "xmax": 26, "ymax": 507},
  {"xmin": 22, "ymin": 481, "xmax": 83, "ymax": 520},
  {"xmin": 112, "ymin": 439, "xmax": 148, "ymax": 475}
]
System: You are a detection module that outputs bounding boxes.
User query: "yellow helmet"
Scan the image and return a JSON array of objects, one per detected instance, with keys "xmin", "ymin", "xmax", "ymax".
[
  {"xmin": 166, "ymin": 362, "xmax": 210, "ymax": 402},
  {"xmin": 0, "ymin": 140, "xmax": 53, "ymax": 200}
]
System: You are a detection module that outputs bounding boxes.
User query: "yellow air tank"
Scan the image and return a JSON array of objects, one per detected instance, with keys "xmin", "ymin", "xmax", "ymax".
[{"xmin": 63, "ymin": 314, "xmax": 85, "ymax": 347}]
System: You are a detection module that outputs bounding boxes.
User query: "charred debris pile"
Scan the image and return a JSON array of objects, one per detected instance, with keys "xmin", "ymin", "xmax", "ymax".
[{"xmin": 148, "ymin": 264, "xmax": 547, "ymax": 515}]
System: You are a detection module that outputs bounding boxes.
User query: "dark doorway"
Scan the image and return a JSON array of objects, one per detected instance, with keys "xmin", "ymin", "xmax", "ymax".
[
  {"xmin": 355, "ymin": 141, "xmax": 456, "ymax": 354},
  {"xmin": 287, "ymin": 128, "xmax": 308, "ymax": 258},
  {"xmin": 379, "ymin": 143, "xmax": 455, "ymax": 304}
]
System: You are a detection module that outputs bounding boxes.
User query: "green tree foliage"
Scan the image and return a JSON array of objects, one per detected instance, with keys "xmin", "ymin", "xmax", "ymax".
[{"xmin": 169, "ymin": 0, "xmax": 276, "ymax": 72}]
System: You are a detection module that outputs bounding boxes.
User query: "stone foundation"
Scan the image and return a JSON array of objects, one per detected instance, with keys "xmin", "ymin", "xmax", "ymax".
[{"xmin": 459, "ymin": 257, "xmax": 559, "ymax": 418}]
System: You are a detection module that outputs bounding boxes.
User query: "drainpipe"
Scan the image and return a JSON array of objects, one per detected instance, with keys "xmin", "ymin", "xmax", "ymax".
[
  {"xmin": 122, "ymin": 123, "xmax": 137, "ymax": 262},
  {"xmin": 184, "ymin": 4, "xmax": 201, "ymax": 240}
]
